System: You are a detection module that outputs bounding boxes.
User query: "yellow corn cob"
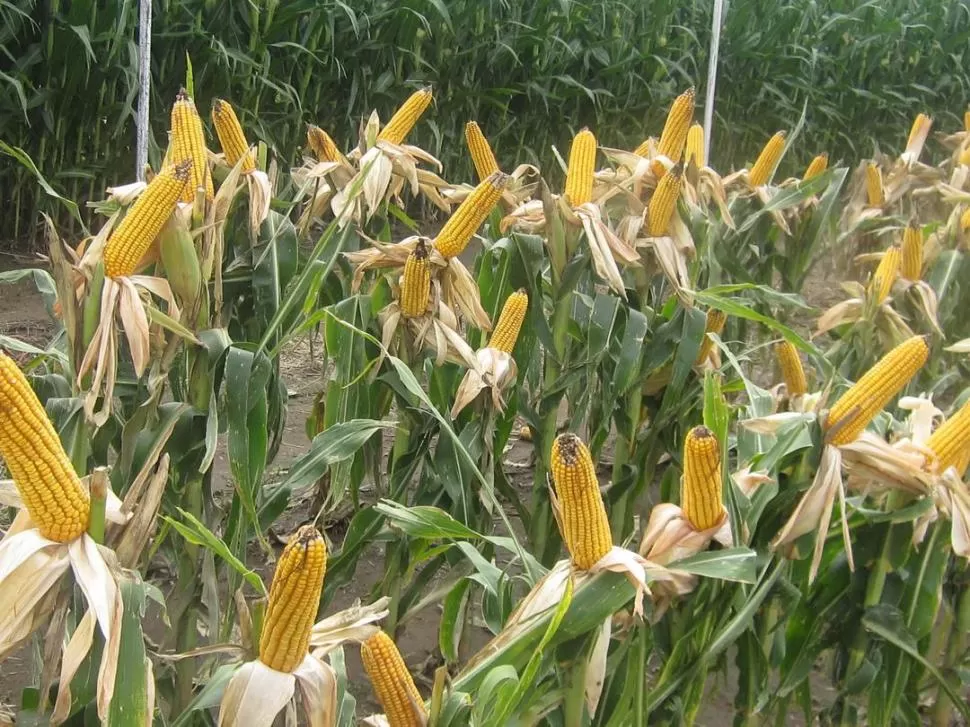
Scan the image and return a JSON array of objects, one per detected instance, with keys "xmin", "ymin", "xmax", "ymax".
[
  {"xmin": 926, "ymin": 399, "xmax": 970, "ymax": 476},
  {"xmin": 211, "ymin": 99, "xmax": 255, "ymax": 173},
  {"xmin": 258, "ymin": 525, "xmax": 327, "ymax": 673},
  {"xmin": 824, "ymin": 335, "xmax": 929, "ymax": 446},
  {"xmin": 633, "ymin": 137, "xmax": 654, "ymax": 158},
  {"xmin": 550, "ymin": 433, "xmax": 612, "ymax": 569},
  {"xmin": 377, "ymin": 86, "xmax": 433, "ymax": 145},
  {"xmin": 803, "ymin": 153, "xmax": 829, "ymax": 181},
  {"xmin": 907, "ymin": 112, "xmax": 931, "ymax": 150},
  {"xmin": 865, "ymin": 163, "xmax": 884, "ymax": 206},
  {"xmin": 695, "ymin": 308, "xmax": 727, "ymax": 365},
  {"xmin": 686, "ymin": 123, "xmax": 705, "ymax": 167},
  {"xmin": 307, "ymin": 125, "xmax": 340, "ymax": 163},
  {"xmin": 103, "ymin": 161, "xmax": 190, "ymax": 278},
  {"xmin": 433, "ymin": 171, "xmax": 509, "ymax": 259},
  {"xmin": 488, "ymin": 289, "xmax": 528, "ymax": 353},
  {"xmin": 657, "ymin": 87, "xmax": 695, "ymax": 165},
  {"xmin": 681, "ymin": 426, "xmax": 724, "ymax": 531},
  {"xmin": 965, "ymin": 109, "xmax": 970, "ymax": 133},
  {"xmin": 647, "ymin": 163, "xmax": 684, "ymax": 237},
  {"xmin": 361, "ymin": 631, "xmax": 427, "ymax": 727},
  {"xmin": 775, "ymin": 341, "xmax": 808, "ymax": 396},
  {"xmin": 900, "ymin": 222, "xmax": 922, "ymax": 281},
  {"xmin": 959, "ymin": 145, "xmax": 970, "ymax": 167},
  {"xmin": 170, "ymin": 89, "xmax": 213, "ymax": 203},
  {"xmin": 962, "ymin": 207, "xmax": 970, "ymax": 232},
  {"xmin": 869, "ymin": 246, "xmax": 900, "ymax": 305},
  {"xmin": 564, "ymin": 128, "xmax": 596, "ymax": 206},
  {"xmin": 0, "ymin": 352, "xmax": 89, "ymax": 542},
  {"xmin": 748, "ymin": 131, "xmax": 786, "ymax": 187},
  {"xmin": 465, "ymin": 121, "xmax": 500, "ymax": 181},
  {"xmin": 399, "ymin": 240, "xmax": 431, "ymax": 318}
]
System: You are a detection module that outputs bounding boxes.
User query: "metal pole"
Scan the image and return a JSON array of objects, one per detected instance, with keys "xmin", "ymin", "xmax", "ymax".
[
  {"xmin": 703, "ymin": 0, "xmax": 725, "ymax": 165},
  {"xmin": 135, "ymin": 0, "xmax": 152, "ymax": 181}
]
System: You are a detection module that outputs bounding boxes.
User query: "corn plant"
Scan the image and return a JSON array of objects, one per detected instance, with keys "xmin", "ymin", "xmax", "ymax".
[{"xmin": 2, "ymin": 52, "xmax": 970, "ymax": 727}]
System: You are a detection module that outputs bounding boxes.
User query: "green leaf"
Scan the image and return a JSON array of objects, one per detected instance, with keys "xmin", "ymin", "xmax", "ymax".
[
  {"xmin": 145, "ymin": 305, "xmax": 201, "ymax": 343},
  {"xmin": 164, "ymin": 508, "xmax": 265, "ymax": 595},
  {"xmin": 440, "ymin": 580, "xmax": 472, "ymax": 663},
  {"xmin": 224, "ymin": 346, "xmax": 270, "ymax": 547},
  {"xmin": 613, "ymin": 308, "xmax": 649, "ymax": 395},
  {"xmin": 0, "ymin": 335, "xmax": 67, "ymax": 365},
  {"xmin": 275, "ymin": 419, "xmax": 390, "ymax": 494},
  {"xmin": 694, "ymin": 290, "xmax": 811, "ymax": 350},
  {"xmin": 471, "ymin": 666, "xmax": 520, "ymax": 725},
  {"xmin": 670, "ymin": 548, "xmax": 758, "ymax": 584},
  {"xmin": 253, "ymin": 210, "xmax": 299, "ymax": 341},
  {"xmin": 184, "ymin": 52, "xmax": 195, "ymax": 97},
  {"xmin": 107, "ymin": 577, "xmax": 151, "ymax": 727},
  {"xmin": 374, "ymin": 501, "xmax": 484, "ymax": 541},
  {"xmin": 658, "ymin": 307, "xmax": 706, "ymax": 418}
]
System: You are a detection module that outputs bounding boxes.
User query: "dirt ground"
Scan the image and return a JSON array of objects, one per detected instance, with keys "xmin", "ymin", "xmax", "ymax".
[{"xmin": 0, "ymin": 247, "xmax": 919, "ymax": 725}]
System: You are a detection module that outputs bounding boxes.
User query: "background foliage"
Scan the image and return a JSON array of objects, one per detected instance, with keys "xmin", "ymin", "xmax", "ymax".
[{"xmin": 2, "ymin": 0, "xmax": 969, "ymax": 241}]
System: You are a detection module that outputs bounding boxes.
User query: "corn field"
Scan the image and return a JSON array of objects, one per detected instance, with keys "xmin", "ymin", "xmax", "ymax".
[
  {"xmin": 1, "ymin": 60, "xmax": 970, "ymax": 727},
  {"xmin": 3, "ymin": 0, "xmax": 970, "ymax": 243}
]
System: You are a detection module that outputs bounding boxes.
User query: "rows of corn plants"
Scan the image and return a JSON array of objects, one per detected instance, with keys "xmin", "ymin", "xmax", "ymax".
[
  {"xmin": 4, "ymin": 0, "xmax": 970, "ymax": 243},
  {"xmin": 1, "ymin": 71, "xmax": 970, "ymax": 726}
]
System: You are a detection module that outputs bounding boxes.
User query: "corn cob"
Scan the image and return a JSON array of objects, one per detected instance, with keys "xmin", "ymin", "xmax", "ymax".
[
  {"xmin": 488, "ymin": 290, "xmax": 528, "ymax": 353},
  {"xmin": 748, "ymin": 131, "xmax": 786, "ymax": 187},
  {"xmin": 824, "ymin": 335, "xmax": 929, "ymax": 446},
  {"xmin": 170, "ymin": 89, "xmax": 213, "ymax": 203},
  {"xmin": 962, "ymin": 207, "xmax": 970, "ymax": 232},
  {"xmin": 926, "ymin": 399, "xmax": 970, "ymax": 476},
  {"xmin": 647, "ymin": 163, "xmax": 683, "ymax": 237},
  {"xmin": 0, "ymin": 352, "xmax": 89, "ymax": 542},
  {"xmin": 361, "ymin": 631, "xmax": 427, "ymax": 727},
  {"xmin": 103, "ymin": 161, "xmax": 190, "ymax": 278},
  {"xmin": 869, "ymin": 246, "xmax": 900, "ymax": 305},
  {"xmin": 377, "ymin": 86, "xmax": 433, "ymax": 145},
  {"xmin": 433, "ymin": 171, "xmax": 508, "ymax": 259},
  {"xmin": 550, "ymin": 433, "xmax": 612, "ymax": 569},
  {"xmin": 866, "ymin": 163, "xmax": 884, "ymax": 207},
  {"xmin": 211, "ymin": 99, "xmax": 255, "ymax": 173},
  {"xmin": 465, "ymin": 121, "xmax": 500, "ymax": 181},
  {"xmin": 965, "ymin": 109, "xmax": 970, "ymax": 133},
  {"xmin": 776, "ymin": 341, "xmax": 808, "ymax": 396},
  {"xmin": 907, "ymin": 112, "xmax": 931, "ymax": 150},
  {"xmin": 803, "ymin": 153, "xmax": 829, "ymax": 181},
  {"xmin": 959, "ymin": 145, "xmax": 970, "ymax": 167},
  {"xmin": 307, "ymin": 125, "xmax": 340, "ymax": 163},
  {"xmin": 686, "ymin": 123, "xmax": 705, "ymax": 167},
  {"xmin": 564, "ymin": 128, "xmax": 596, "ymax": 206},
  {"xmin": 258, "ymin": 525, "xmax": 327, "ymax": 673},
  {"xmin": 657, "ymin": 88, "xmax": 695, "ymax": 165},
  {"xmin": 399, "ymin": 240, "xmax": 431, "ymax": 318},
  {"xmin": 681, "ymin": 426, "xmax": 724, "ymax": 531},
  {"xmin": 900, "ymin": 222, "xmax": 922, "ymax": 280},
  {"xmin": 694, "ymin": 308, "xmax": 727, "ymax": 365}
]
